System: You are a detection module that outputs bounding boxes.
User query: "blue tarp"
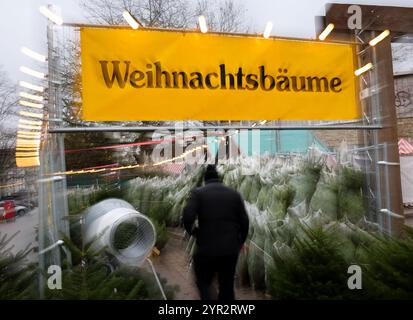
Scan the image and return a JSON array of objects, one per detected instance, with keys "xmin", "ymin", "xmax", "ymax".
[{"xmin": 207, "ymin": 130, "xmax": 328, "ymax": 156}]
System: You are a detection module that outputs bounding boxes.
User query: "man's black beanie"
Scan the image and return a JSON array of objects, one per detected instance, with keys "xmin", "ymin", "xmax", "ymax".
[{"xmin": 204, "ymin": 164, "xmax": 219, "ymax": 182}]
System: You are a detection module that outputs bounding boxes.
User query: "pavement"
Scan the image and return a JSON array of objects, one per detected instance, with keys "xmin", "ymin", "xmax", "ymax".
[{"xmin": 0, "ymin": 208, "xmax": 38, "ymax": 262}]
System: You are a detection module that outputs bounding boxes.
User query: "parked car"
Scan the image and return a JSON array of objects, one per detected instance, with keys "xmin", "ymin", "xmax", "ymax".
[
  {"xmin": 0, "ymin": 192, "xmax": 36, "ymax": 210},
  {"xmin": 15, "ymin": 204, "xmax": 28, "ymax": 216}
]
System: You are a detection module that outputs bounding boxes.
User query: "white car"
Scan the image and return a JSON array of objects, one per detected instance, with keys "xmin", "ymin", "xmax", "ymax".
[{"xmin": 15, "ymin": 204, "xmax": 28, "ymax": 216}]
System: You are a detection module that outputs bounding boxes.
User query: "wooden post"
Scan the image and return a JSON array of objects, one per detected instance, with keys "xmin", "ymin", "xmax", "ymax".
[{"xmin": 372, "ymin": 34, "xmax": 404, "ymax": 234}]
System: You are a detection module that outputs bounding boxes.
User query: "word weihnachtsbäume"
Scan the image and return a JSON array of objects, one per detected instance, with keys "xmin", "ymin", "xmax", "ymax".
[{"xmin": 99, "ymin": 61, "xmax": 343, "ymax": 93}]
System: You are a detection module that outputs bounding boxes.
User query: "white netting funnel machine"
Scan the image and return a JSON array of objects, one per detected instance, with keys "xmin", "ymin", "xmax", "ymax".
[{"xmin": 83, "ymin": 198, "xmax": 156, "ymax": 266}]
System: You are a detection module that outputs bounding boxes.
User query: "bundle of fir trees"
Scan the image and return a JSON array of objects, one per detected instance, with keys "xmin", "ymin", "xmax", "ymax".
[
  {"xmin": 0, "ymin": 231, "xmax": 176, "ymax": 299},
  {"xmin": 0, "ymin": 232, "xmax": 37, "ymax": 299},
  {"xmin": 67, "ymin": 152, "xmax": 413, "ymax": 299},
  {"xmin": 216, "ymin": 154, "xmax": 413, "ymax": 299},
  {"xmin": 60, "ymin": 167, "xmax": 205, "ymax": 299},
  {"xmin": 43, "ymin": 236, "xmax": 177, "ymax": 299},
  {"xmin": 267, "ymin": 223, "xmax": 413, "ymax": 299},
  {"xmin": 121, "ymin": 167, "xmax": 204, "ymax": 249},
  {"xmin": 68, "ymin": 167, "xmax": 204, "ymax": 250}
]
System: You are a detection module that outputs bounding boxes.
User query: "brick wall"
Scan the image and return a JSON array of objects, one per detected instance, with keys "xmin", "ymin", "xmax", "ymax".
[
  {"xmin": 397, "ymin": 117, "xmax": 413, "ymax": 142},
  {"xmin": 313, "ymin": 129, "xmax": 360, "ymax": 150},
  {"xmin": 313, "ymin": 74, "xmax": 413, "ymax": 149},
  {"xmin": 313, "ymin": 118, "xmax": 413, "ymax": 150},
  {"xmin": 395, "ymin": 74, "xmax": 413, "ymax": 118}
]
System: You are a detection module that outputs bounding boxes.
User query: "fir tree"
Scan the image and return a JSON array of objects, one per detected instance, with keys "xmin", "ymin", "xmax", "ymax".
[{"xmin": 0, "ymin": 232, "xmax": 37, "ymax": 299}]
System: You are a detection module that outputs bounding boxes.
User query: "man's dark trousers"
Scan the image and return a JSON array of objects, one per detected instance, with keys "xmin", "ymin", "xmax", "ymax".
[{"xmin": 193, "ymin": 253, "xmax": 239, "ymax": 300}]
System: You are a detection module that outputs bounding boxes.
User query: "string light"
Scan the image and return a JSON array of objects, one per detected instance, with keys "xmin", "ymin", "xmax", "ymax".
[
  {"xmin": 17, "ymin": 130, "xmax": 41, "ymax": 136},
  {"xmin": 263, "ymin": 21, "xmax": 273, "ymax": 39},
  {"xmin": 16, "ymin": 157, "xmax": 40, "ymax": 167},
  {"xmin": 16, "ymin": 138, "xmax": 40, "ymax": 145},
  {"xmin": 19, "ymin": 81, "xmax": 44, "ymax": 92},
  {"xmin": 52, "ymin": 145, "xmax": 208, "ymax": 176},
  {"xmin": 21, "ymin": 46, "xmax": 47, "ymax": 62},
  {"xmin": 318, "ymin": 23, "xmax": 334, "ymax": 41},
  {"xmin": 19, "ymin": 119, "xmax": 43, "ymax": 126},
  {"xmin": 122, "ymin": 11, "xmax": 139, "ymax": 29},
  {"xmin": 39, "ymin": 5, "xmax": 63, "ymax": 25},
  {"xmin": 17, "ymin": 133, "xmax": 41, "ymax": 139},
  {"xmin": 16, "ymin": 143, "xmax": 40, "ymax": 148},
  {"xmin": 16, "ymin": 145, "xmax": 39, "ymax": 149},
  {"xmin": 19, "ymin": 92, "xmax": 43, "ymax": 102},
  {"xmin": 19, "ymin": 66, "xmax": 45, "ymax": 79},
  {"xmin": 198, "ymin": 16, "xmax": 208, "ymax": 33},
  {"xmin": 18, "ymin": 123, "xmax": 42, "ymax": 130},
  {"xmin": 15, "ymin": 144, "xmax": 40, "ymax": 147},
  {"xmin": 369, "ymin": 30, "xmax": 390, "ymax": 46},
  {"xmin": 16, "ymin": 147, "xmax": 39, "ymax": 152},
  {"xmin": 19, "ymin": 110, "xmax": 44, "ymax": 119},
  {"xmin": 355, "ymin": 63, "xmax": 373, "ymax": 76},
  {"xmin": 19, "ymin": 100, "xmax": 44, "ymax": 109},
  {"xmin": 16, "ymin": 152, "xmax": 40, "ymax": 157},
  {"xmin": 18, "ymin": 135, "xmax": 41, "ymax": 140},
  {"xmin": 16, "ymin": 145, "xmax": 40, "ymax": 149}
]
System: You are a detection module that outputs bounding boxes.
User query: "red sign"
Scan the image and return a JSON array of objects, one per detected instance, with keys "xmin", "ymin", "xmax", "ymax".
[{"xmin": 0, "ymin": 200, "xmax": 15, "ymax": 221}]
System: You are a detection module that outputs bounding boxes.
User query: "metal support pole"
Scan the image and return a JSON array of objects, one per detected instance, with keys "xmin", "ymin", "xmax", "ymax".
[
  {"xmin": 38, "ymin": 7, "xmax": 73, "ymax": 298},
  {"xmin": 146, "ymin": 257, "xmax": 167, "ymax": 300},
  {"xmin": 225, "ymin": 129, "xmax": 229, "ymax": 160},
  {"xmin": 383, "ymin": 143, "xmax": 391, "ymax": 234},
  {"xmin": 355, "ymin": 28, "xmax": 404, "ymax": 235},
  {"xmin": 48, "ymin": 125, "xmax": 383, "ymax": 134},
  {"xmin": 38, "ymin": 147, "xmax": 46, "ymax": 298}
]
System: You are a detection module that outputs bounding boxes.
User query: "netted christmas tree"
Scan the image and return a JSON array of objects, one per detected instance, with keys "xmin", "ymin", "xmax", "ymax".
[
  {"xmin": 44, "ymin": 235, "xmax": 177, "ymax": 300},
  {"xmin": 66, "ymin": 149, "xmax": 413, "ymax": 299}
]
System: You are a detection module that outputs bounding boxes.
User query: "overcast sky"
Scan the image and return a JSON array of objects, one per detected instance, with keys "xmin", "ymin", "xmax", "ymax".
[{"xmin": 1, "ymin": 0, "xmax": 413, "ymax": 82}]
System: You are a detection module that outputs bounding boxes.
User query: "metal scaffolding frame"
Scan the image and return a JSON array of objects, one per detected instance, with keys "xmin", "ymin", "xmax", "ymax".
[
  {"xmin": 38, "ymin": 15, "xmax": 71, "ymax": 297},
  {"xmin": 49, "ymin": 124, "xmax": 383, "ymax": 133},
  {"xmin": 354, "ymin": 26, "xmax": 404, "ymax": 237}
]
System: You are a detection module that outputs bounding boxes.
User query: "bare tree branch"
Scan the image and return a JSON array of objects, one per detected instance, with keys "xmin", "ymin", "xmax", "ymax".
[
  {"xmin": 80, "ymin": 0, "xmax": 248, "ymax": 32},
  {"xmin": 80, "ymin": 0, "xmax": 191, "ymax": 28},
  {"xmin": 0, "ymin": 67, "xmax": 18, "ymax": 187},
  {"xmin": 0, "ymin": 67, "xmax": 16, "ymax": 124},
  {"xmin": 195, "ymin": 0, "xmax": 247, "ymax": 33},
  {"xmin": 0, "ymin": 132, "xmax": 16, "ymax": 186}
]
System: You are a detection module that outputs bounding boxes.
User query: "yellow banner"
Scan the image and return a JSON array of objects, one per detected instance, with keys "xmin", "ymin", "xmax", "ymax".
[{"xmin": 80, "ymin": 28, "xmax": 360, "ymax": 121}]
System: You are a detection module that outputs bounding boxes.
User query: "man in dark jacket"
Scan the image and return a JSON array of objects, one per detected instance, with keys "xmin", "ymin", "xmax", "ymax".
[{"xmin": 183, "ymin": 164, "xmax": 249, "ymax": 300}]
